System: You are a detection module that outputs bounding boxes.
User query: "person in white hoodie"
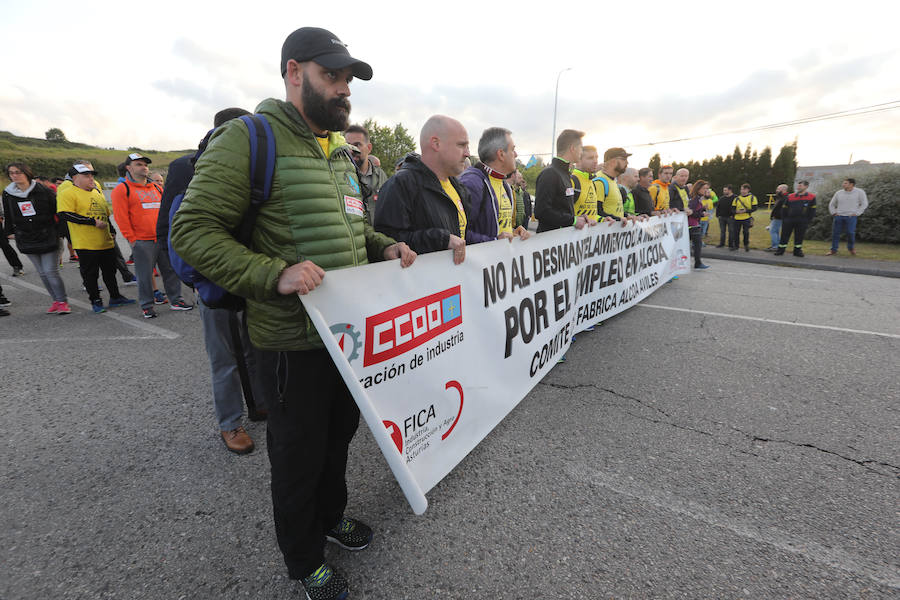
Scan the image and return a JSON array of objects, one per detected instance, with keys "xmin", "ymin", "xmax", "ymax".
[{"xmin": 826, "ymin": 178, "xmax": 868, "ymax": 255}]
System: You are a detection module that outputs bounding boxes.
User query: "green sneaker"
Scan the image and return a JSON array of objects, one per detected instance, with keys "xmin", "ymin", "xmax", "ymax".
[
  {"xmin": 326, "ymin": 517, "xmax": 373, "ymax": 551},
  {"xmin": 301, "ymin": 563, "xmax": 348, "ymax": 600}
]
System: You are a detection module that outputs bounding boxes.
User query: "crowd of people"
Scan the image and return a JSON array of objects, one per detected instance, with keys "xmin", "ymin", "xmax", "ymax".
[{"xmin": 0, "ymin": 24, "xmax": 874, "ymax": 600}]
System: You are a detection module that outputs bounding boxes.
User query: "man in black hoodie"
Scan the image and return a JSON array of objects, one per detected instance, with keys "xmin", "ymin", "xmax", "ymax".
[
  {"xmin": 375, "ymin": 114, "xmax": 473, "ymax": 264},
  {"xmin": 715, "ymin": 184, "xmax": 735, "ymax": 248}
]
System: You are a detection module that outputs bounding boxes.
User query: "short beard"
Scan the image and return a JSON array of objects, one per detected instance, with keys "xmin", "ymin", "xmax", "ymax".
[{"xmin": 302, "ymin": 72, "xmax": 351, "ymax": 132}]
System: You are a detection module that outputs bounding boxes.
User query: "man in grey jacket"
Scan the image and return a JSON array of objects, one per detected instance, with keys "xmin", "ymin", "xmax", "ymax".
[{"xmin": 826, "ymin": 178, "xmax": 868, "ymax": 255}]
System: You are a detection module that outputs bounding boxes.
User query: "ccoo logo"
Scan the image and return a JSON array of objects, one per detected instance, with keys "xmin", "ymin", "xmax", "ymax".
[{"xmin": 330, "ymin": 323, "xmax": 362, "ymax": 362}]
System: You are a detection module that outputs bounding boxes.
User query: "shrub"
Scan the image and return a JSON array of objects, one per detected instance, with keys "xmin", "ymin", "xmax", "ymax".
[{"xmin": 805, "ymin": 166, "xmax": 900, "ymax": 244}]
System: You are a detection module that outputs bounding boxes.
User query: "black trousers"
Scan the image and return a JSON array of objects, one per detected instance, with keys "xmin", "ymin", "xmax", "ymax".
[
  {"xmin": 76, "ymin": 248, "xmax": 121, "ymax": 303},
  {"xmin": 689, "ymin": 226, "xmax": 703, "ymax": 266},
  {"xmin": 730, "ymin": 219, "xmax": 751, "ymax": 249},
  {"xmin": 717, "ymin": 217, "xmax": 731, "ymax": 246},
  {"xmin": 261, "ymin": 348, "xmax": 360, "ymax": 580},
  {"xmin": 779, "ymin": 217, "xmax": 807, "ymax": 249},
  {"xmin": 1, "ymin": 233, "xmax": 23, "ymax": 269}
]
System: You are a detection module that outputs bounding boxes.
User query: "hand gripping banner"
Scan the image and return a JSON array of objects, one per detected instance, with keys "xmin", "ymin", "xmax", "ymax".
[{"xmin": 301, "ymin": 213, "xmax": 691, "ymax": 514}]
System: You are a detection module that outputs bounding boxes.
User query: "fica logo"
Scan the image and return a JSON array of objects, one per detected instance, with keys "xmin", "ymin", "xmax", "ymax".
[{"xmin": 363, "ymin": 286, "xmax": 462, "ymax": 366}]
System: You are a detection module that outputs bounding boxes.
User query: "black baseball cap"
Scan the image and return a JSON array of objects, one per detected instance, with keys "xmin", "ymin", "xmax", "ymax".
[
  {"xmin": 604, "ymin": 147, "xmax": 632, "ymax": 162},
  {"xmin": 68, "ymin": 163, "xmax": 97, "ymax": 177},
  {"xmin": 125, "ymin": 152, "xmax": 152, "ymax": 165},
  {"xmin": 280, "ymin": 27, "xmax": 372, "ymax": 80}
]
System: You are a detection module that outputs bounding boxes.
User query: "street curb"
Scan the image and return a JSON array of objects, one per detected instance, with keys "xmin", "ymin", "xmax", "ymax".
[{"xmin": 701, "ymin": 248, "xmax": 900, "ymax": 279}]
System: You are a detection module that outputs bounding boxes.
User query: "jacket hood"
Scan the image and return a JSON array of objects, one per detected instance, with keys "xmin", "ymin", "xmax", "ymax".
[
  {"xmin": 652, "ymin": 179, "xmax": 670, "ymax": 188},
  {"xmin": 397, "ymin": 152, "xmax": 424, "ymax": 171},
  {"xmin": 5, "ymin": 180, "xmax": 36, "ymax": 198}
]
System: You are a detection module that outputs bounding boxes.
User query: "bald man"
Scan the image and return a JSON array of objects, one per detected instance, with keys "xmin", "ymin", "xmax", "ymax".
[{"xmin": 375, "ymin": 114, "xmax": 473, "ymax": 264}]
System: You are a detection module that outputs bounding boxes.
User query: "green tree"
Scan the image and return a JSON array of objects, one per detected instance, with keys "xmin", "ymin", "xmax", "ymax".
[
  {"xmin": 362, "ymin": 119, "xmax": 416, "ymax": 177},
  {"xmin": 771, "ymin": 140, "xmax": 798, "ymax": 189},
  {"xmin": 648, "ymin": 153, "xmax": 661, "ymax": 176},
  {"xmin": 45, "ymin": 128, "xmax": 67, "ymax": 142}
]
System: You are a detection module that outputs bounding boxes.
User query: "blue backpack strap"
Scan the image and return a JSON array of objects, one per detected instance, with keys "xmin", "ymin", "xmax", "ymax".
[
  {"xmin": 591, "ymin": 175, "xmax": 610, "ymax": 196},
  {"xmin": 235, "ymin": 114, "xmax": 276, "ymax": 246}
]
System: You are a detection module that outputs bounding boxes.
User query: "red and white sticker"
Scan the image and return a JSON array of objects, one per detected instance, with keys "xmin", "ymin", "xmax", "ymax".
[
  {"xmin": 17, "ymin": 201, "xmax": 36, "ymax": 216},
  {"xmin": 344, "ymin": 195, "xmax": 364, "ymax": 218}
]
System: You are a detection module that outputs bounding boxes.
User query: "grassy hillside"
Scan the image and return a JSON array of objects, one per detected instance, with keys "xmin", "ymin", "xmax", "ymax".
[{"xmin": 0, "ymin": 130, "xmax": 192, "ymax": 184}]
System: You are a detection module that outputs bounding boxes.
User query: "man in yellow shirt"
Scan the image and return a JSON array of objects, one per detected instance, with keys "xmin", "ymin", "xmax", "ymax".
[
  {"xmin": 594, "ymin": 147, "xmax": 632, "ymax": 220},
  {"xmin": 572, "ymin": 145, "xmax": 599, "ymax": 219},
  {"xmin": 730, "ymin": 182, "xmax": 758, "ymax": 252},
  {"xmin": 56, "ymin": 162, "xmax": 135, "ymax": 312}
]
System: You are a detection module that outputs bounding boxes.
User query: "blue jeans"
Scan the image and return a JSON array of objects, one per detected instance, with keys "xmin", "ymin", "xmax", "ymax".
[
  {"xmin": 831, "ymin": 215, "xmax": 858, "ymax": 251},
  {"xmin": 699, "ymin": 220, "xmax": 710, "ymax": 238},
  {"xmin": 25, "ymin": 251, "xmax": 68, "ymax": 302},
  {"xmin": 132, "ymin": 239, "xmax": 183, "ymax": 309},
  {"xmin": 769, "ymin": 219, "xmax": 782, "ymax": 248},
  {"xmin": 198, "ymin": 300, "xmax": 272, "ymax": 431}
]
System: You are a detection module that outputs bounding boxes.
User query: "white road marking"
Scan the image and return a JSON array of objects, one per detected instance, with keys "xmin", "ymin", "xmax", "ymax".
[
  {"xmin": 639, "ymin": 303, "xmax": 900, "ymax": 339},
  {"xmin": 0, "ymin": 274, "xmax": 180, "ymax": 339},
  {"xmin": 568, "ymin": 465, "xmax": 900, "ymax": 589},
  {"xmin": 0, "ymin": 335, "xmax": 164, "ymax": 345},
  {"xmin": 706, "ymin": 266, "xmax": 826, "ymax": 282}
]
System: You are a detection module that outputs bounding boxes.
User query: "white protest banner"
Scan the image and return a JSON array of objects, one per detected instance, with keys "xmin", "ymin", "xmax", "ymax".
[{"xmin": 301, "ymin": 213, "xmax": 690, "ymax": 514}]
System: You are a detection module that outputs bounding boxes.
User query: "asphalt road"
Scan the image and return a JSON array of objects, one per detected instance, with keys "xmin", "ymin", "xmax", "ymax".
[{"xmin": 1, "ymin": 256, "xmax": 898, "ymax": 599}]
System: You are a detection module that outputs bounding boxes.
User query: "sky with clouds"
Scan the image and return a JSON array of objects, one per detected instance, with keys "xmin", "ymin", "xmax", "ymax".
[{"xmin": 2, "ymin": 0, "xmax": 898, "ymax": 169}]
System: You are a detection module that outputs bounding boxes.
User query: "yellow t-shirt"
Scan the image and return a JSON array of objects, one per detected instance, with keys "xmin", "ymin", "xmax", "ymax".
[
  {"xmin": 572, "ymin": 169, "xmax": 597, "ymax": 217},
  {"xmin": 316, "ymin": 134, "xmax": 330, "ymax": 157},
  {"xmin": 595, "ymin": 173, "xmax": 624, "ymax": 218},
  {"xmin": 701, "ymin": 198, "xmax": 714, "ymax": 221},
  {"xmin": 57, "ymin": 185, "xmax": 115, "ymax": 250},
  {"xmin": 733, "ymin": 194, "xmax": 757, "ymax": 220},
  {"xmin": 441, "ymin": 179, "xmax": 466, "ymax": 238},
  {"xmin": 491, "ymin": 177, "xmax": 513, "ymax": 235}
]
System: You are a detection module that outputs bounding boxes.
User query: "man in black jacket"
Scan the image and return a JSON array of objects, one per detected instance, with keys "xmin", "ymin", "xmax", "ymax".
[
  {"xmin": 715, "ymin": 184, "xmax": 735, "ymax": 247},
  {"xmin": 375, "ymin": 114, "xmax": 472, "ymax": 264},
  {"xmin": 534, "ymin": 129, "xmax": 596, "ymax": 233},
  {"xmin": 633, "ymin": 168, "xmax": 655, "ymax": 216}
]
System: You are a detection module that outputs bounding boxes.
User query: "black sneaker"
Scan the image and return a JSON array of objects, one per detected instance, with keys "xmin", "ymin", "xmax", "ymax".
[
  {"xmin": 793, "ymin": 249, "xmax": 805, "ymax": 257},
  {"xmin": 142, "ymin": 307, "xmax": 158, "ymax": 319},
  {"xmin": 774, "ymin": 248, "xmax": 785, "ymax": 256},
  {"xmin": 326, "ymin": 517, "xmax": 373, "ymax": 551},
  {"xmin": 301, "ymin": 564, "xmax": 349, "ymax": 600},
  {"xmin": 0, "ymin": 295, "xmax": 10, "ymax": 307}
]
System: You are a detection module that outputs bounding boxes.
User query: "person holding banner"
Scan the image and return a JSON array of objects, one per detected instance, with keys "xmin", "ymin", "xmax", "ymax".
[
  {"xmin": 535, "ymin": 129, "xmax": 598, "ymax": 233},
  {"xmin": 375, "ymin": 115, "xmax": 473, "ymax": 264},
  {"xmin": 171, "ymin": 27, "xmax": 416, "ymax": 600},
  {"xmin": 458, "ymin": 127, "xmax": 531, "ymax": 243}
]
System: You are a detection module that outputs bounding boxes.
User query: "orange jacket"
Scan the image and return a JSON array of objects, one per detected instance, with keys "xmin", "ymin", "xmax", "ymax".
[{"xmin": 111, "ymin": 179, "xmax": 163, "ymax": 243}]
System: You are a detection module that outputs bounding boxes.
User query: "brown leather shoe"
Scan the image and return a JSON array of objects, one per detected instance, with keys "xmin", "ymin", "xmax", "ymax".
[
  {"xmin": 849, "ymin": 248, "xmax": 857, "ymax": 255},
  {"xmin": 825, "ymin": 250, "xmax": 837, "ymax": 256},
  {"xmin": 221, "ymin": 426, "xmax": 254, "ymax": 454}
]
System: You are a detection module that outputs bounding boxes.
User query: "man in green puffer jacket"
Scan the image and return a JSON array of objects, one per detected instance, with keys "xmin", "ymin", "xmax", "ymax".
[{"xmin": 171, "ymin": 27, "xmax": 415, "ymax": 600}]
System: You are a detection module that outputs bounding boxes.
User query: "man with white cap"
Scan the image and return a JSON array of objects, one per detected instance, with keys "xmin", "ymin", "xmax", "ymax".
[
  {"xmin": 57, "ymin": 162, "xmax": 135, "ymax": 312},
  {"xmin": 112, "ymin": 152, "xmax": 192, "ymax": 318}
]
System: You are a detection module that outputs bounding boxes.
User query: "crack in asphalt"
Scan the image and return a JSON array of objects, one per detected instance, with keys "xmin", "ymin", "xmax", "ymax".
[
  {"xmin": 538, "ymin": 381, "xmax": 761, "ymax": 460},
  {"xmin": 749, "ymin": 435, "xmax": 899, "ymax": 477},
  {"xmin": 539, "ymin": 380, "xmax": 897, "ymax": 477}
]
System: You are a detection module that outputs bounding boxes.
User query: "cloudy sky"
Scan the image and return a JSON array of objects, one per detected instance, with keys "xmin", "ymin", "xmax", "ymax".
[{"xmin": 3, "ymin": 0, "xmax": 898, "ymax": 169}]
